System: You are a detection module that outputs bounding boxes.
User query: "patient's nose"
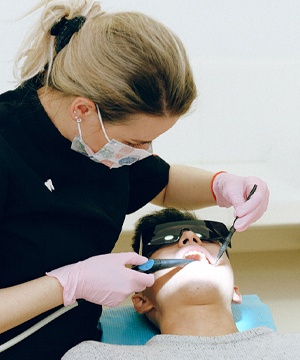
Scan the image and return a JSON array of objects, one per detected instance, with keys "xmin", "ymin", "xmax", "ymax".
[{"xmin": 178, "ymin": 230, "xmax": 202, "ymax": 247}]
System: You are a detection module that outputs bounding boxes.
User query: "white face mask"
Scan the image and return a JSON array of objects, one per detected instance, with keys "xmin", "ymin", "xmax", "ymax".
[{"xmin": 71, "ymin": 106, "xmax": 153, "ymax": 169}]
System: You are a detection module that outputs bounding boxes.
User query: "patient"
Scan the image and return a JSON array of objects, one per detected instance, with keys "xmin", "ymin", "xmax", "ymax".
[{"xmin": 62, "ymin": 208, "xmax": 300, "ymax": 359}]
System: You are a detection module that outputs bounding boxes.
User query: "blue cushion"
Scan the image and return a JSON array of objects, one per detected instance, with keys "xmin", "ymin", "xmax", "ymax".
[{"xmin": 99, "ymin": 295, "xmax": 276, "ymax": 345}]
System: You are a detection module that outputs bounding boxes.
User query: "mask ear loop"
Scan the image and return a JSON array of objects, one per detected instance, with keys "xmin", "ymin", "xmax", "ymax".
[{"xmin": 96, "ymin": 105, "xmax": 110, "ymax": 142}]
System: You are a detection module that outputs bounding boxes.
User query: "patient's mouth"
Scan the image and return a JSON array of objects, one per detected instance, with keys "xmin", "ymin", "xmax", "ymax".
[{"xmin": 184, "ymin": 251, "xmax": 210, "ymax": 264}]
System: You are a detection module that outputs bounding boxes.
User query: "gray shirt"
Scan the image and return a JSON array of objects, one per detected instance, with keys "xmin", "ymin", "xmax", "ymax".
[{"xmin": 62, "ymin": 327, "xmax": 299, "ymax": 359}]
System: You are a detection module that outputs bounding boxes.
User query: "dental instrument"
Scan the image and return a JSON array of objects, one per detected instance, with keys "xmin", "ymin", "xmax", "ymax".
[
  {"xmin": 132, "ymin": 258, "xmax": 195, "ymax": 273},
  {"xmin": 214, "ymin": 184, "xmax": 257, "ymax": 266}
]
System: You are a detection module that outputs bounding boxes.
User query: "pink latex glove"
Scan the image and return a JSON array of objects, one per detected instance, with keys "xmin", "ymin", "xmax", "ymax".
[
  {"xmin": 212, "ymin": 172, "xmax": 269, "ymax": 231},
  {"xmin": 46, "ymin": 252, "xmax": 154, "ymax": 307}
]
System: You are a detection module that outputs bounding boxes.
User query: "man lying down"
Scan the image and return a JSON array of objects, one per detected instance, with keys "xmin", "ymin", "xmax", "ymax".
[{"xmin": 62, "ymin": 208, "xmax": 300, "ymax": 359}]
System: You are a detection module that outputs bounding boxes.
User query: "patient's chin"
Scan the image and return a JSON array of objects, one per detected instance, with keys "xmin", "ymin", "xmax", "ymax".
[
  {"xmin": 157, "ymin": 263, "xmax": 234, "ymax": 304},
  {"xmin": 157, "ymin": 280, "xmax": 221, "ymax": 307}
]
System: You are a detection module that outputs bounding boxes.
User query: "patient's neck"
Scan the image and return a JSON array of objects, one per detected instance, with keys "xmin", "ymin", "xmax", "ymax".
[{"xmin": 159, "ymin": 302, "xmax": 238, "ymax": 337}]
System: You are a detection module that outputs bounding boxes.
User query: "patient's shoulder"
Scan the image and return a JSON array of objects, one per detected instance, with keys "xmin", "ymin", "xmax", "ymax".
[{"xmin": 62, "ymin": 341, "xmax": 105, "ymax": 360}]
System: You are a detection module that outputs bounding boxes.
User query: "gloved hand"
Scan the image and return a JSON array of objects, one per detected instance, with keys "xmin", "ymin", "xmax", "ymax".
[
  {"xmin": 212, "ymin": 172, "xmax": 269, "ymax": 231},
  {"xmin": 46, "ymin": 252, "xmax": 154, "ymax": 307}
]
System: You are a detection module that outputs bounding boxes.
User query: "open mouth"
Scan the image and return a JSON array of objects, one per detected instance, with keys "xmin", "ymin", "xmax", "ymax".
[{"xmin": 184, "ymin": 251, "xmax": 210, "ymax": 264}]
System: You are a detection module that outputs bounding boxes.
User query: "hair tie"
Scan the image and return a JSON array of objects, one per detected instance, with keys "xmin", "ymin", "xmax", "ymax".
[{"xmin": 50, "ymin": 16, "xmax": 86, "ymax": 54}]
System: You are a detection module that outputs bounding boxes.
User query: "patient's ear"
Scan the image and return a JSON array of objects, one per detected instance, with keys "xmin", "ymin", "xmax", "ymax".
[
  {"xmin": 132, "ymin": 293, "xmax": 154, "ymax": 314},
  {"xmin": 232, "ymin": 285, "xmax": 242, "ymax": 304}
]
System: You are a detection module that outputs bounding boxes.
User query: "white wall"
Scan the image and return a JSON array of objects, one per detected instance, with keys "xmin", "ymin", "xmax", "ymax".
[{"xmin": 1, "ymin": 0, "xmax": 300, "ymax": 228}]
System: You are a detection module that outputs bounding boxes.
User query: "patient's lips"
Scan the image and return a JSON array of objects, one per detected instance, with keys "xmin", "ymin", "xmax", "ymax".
[{"xmin": 184, "ymin": 250, "xmax": 210, "ymax": 264}]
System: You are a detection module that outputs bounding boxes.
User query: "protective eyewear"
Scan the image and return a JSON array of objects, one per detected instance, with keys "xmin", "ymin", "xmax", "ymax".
[{"xmin": 139, "ymin": 220, "xmax": 231, "ymax": 258}]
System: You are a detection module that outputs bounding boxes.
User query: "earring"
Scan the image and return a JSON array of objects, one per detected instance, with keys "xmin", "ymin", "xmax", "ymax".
[{"xmin": 74, "ymin": 111, "xmax": 82, "ymax": 123}]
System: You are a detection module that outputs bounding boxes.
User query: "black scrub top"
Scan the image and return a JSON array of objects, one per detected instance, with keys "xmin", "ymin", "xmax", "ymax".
[{"xmin": 0, "ymin": 79, "xmax": 170, "ymax": 359}]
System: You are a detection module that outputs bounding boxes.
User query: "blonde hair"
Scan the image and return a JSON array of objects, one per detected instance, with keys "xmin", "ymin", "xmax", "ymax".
[{"xmin": 15, "ymin": 0, "xmax": 196, "ymax": 121}]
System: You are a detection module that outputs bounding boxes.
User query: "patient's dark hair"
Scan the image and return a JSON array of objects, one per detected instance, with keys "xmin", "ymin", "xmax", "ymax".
[{"xmin": 132, "ymin": 208, "xmax": 197, "ymax": 253}]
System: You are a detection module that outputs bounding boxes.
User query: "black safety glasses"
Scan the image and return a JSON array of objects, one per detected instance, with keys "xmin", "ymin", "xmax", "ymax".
[{"xmin": 139, "ymin": 220, "xmax": 231, "ymax": 258}]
